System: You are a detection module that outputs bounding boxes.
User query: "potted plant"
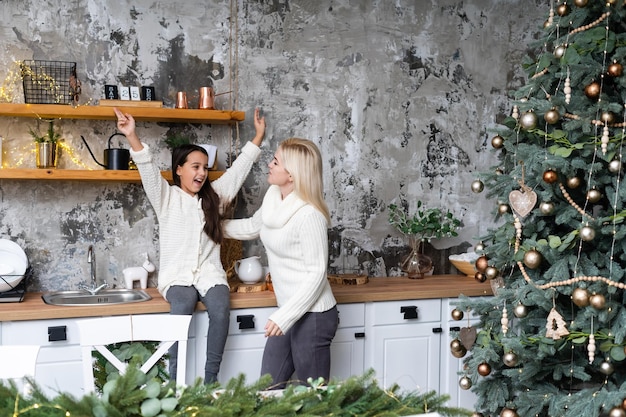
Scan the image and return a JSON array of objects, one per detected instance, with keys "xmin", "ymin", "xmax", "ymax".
[
  {"xmin": 163, "ymin": 133, "xmax": 191, "ymax": 151},
  {"xmin": 388, "ymin": 199, "xmax": 462, "ymax": 278},
  {"xmin": 29, "ymin": 120, "xmax": 61, "ymax": 168}
]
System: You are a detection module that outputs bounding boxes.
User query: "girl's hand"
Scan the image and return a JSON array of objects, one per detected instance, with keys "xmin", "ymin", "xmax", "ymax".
[
  {"xmin": 113, "ymin": 108, "xmax": 136, "ymax": 137},
  {"xmin": 252, "ymin": 107, "xmax": 265, "ymax": 147},
  {"xmin": 264, "ymin": 319, "xmax": 283, "ymax": 337}
]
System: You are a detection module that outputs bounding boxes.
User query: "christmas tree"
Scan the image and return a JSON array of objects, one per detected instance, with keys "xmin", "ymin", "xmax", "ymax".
[{"xmin": 454, "ymin": 1, "xmax": 626, "ymax": 417}]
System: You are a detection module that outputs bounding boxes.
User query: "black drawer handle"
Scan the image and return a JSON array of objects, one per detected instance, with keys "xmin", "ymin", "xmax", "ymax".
[
  {"xmin": 48, "ymin": 325, "xmax": 67, "ymax": 342},
  {"xmin": 432, "ymin": 327, "xmax": 443, "ymax": 333},
  {"xmin": 450, "ymin": 326, "xmax": 461, "ymax": 332},
  {"xmin": 355, "ymin": 332, "xmax": 365, "ymax": 339},
  {"xmin": 400, "ymin": 305, "xmax": 418, "ymax": 320},
  {"xmin": 236, "ymin": 314, "xmax": 255, "ymax": 330}
]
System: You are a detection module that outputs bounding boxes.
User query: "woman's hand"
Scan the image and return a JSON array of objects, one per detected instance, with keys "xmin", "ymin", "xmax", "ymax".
[
  {"xmin": 264, "ymin": 319, "xmax": 283, "ymax": 337},
  {"xmin": 113, "ymin": 108, "xmax": 143, "ymax": 151},
  {"xmin": 252, "ymin": 107, "xmax": 265, "ymax": 147}
]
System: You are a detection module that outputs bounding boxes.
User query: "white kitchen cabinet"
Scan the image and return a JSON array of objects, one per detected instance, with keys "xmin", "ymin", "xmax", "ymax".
[
  {"xmin": 365, "ymin": 299, "xmax": 443, "ymax": 393},
  {"xmin": 329, "ymin": 303, "xmax": 365, "ymax": 381}
]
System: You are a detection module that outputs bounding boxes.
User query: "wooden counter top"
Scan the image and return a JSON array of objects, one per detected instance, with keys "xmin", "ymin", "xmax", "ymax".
[{"xmin": 0, "ymin": 275, "xmax": 491, "ymax": 322}]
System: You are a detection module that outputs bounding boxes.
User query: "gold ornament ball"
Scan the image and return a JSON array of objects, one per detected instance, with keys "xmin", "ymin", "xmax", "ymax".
[
  {"xmin": 544, "ymin": 108, "xmax": 560, "ymax": 124},
  {"xmin": 495, "ymin": 167, "xmax": 504, "ymax": 175},
  {"xmin": 601, "ymin": 111, "xmax": 615, "ymax": 124},
  {"xmin": 491, "ymin": 135, "xmax": 504, "ymax": 149},
  {"xmin": 500, "ymin": 408, "xmax": 519, "ymax": 417},
  {"xmin": 574, "ymin": 0, "xmax": 588, "ymax": 6},
  {"xmin": 474, "ymin": 272, "xmax": 487, "ymax": 283},
  {"xmin": 503, "ymin": 352, "xmax": 518, "ymax": 367},
  {"xmin": 474, "ymin": 241, "xmax": 485, "ymax": 252},
  {"xmin": 587, "ymin": 188, "xmax": 602, "ymax": 203},
  {"xmin": 580, "ymin": 225, "xmax": 596, "ymax": 242},
  {"xmin": 600, "ymin": 360, "xmax": 615, "ymax": 375},
  {"xmin": 539, "ymin": 201, "xmax": 555, "ymax": 215},
  {"xmin": 553, "ymin": 45, "xmax": 567, "ymax": 59},
  {"xmin": 609, "ymin": 407, "xmax": 626, "ymax": 417},
  {"xmin": 477, "ymin": 362, "xmax": 491, "ymax": 376},
  {"xmin": 589, "ymin": 293, "xmax": 606, "ymax": 310},
  {"xmin": 451, "ymin": 346, "xmax": 467, "ymax": 358},
  {"xmin": 567, "ymin": 176, "xmax": 582, "ymax": 189},
  {"xmin": 608, "ymin": 61, "xmax": 623, "ymax": 77},
  {"xmin": 556, "ymin": 3, "xmax": 570, "ymax": 15},
  {"xmin": 572, "ymin": 287, "xmax": 590, "ymax": 307},
  {"xmin": 459, "ymin": 375, "xmax": 472, "ymax": 390},
  {"xmin": 514, "ymin": 303, "xmax": 528, "ymax": 318},
  {"xmin": 475, "ymin": 256, "xmax": 489, "ymax": 273},
  {"xmin": 543, "ymin": 169, "xmax": 558, "ymax": 184},
  {"xmin": 520, "ymin": 111, "xmax": 538, "ymax": 130},
  {"xmin": 523, "ymin": 249, "xmax": 542, "ymax": 269},
  {"xmin": 608, "ymin": 159, "xmax": 622, "ymax": 173},
  {"xmin": 450, "ymin": 338, "xmax": 464, "ymax": 353},
  {"xmin": 451, "ymin": 308, "xmax": 464, "ymax": 321},
  {"xmin": 471, "ymin": 179, "xmax": 484, "ymax": 193},
  {"xmin": 498, "ymin": 203, "xmax": 510, "ymax": 215},
  {"xmin": 584, "ymin": 81, "xmax": 601, "ymax": 100},
  {"xmin": 485, "ymin": 265, "xmax": 499, "ymax": 280}
]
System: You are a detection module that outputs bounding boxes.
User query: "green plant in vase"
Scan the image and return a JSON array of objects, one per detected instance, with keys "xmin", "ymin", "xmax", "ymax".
[
  {"xmin": 29, "ymin": 120, "xmax": 61, "ymax": 168},
  {"xmin": 388, "ymin": 199, "xmax": 461, "ymax": 278}
]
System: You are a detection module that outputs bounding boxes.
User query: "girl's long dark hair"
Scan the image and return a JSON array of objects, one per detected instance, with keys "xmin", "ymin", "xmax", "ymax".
[{"xmin": 172, "ymin": 144, "xmax": 224, "ymax": 244}]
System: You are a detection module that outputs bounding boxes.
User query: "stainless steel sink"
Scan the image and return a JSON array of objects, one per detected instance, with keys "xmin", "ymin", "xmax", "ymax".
[{"xmin": 42, "ymin": 288, "xmax": 152, "ymax": 306}]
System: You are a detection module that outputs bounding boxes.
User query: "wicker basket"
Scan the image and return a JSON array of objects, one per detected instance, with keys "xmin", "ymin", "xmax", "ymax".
[{"xmin": 21, "ymin": 60, "xmax": 78, "ymax": 104}]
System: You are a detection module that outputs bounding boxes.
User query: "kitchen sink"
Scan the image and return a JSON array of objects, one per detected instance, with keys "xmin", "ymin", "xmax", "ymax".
[{"xmin": 42, "ymin": 288, "xmax": 152, "ymax": 306}]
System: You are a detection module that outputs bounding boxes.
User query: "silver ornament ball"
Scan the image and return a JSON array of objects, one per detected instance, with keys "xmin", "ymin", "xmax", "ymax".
[
  {"xmin": 599, "ymin": 360, "xmax": 614, "ymax": 375},
  {"xmin": 580, "ymin": 225, "xmax": 596, "ymax": 242},
  {"xmin": 513, "ymin": 303, "xmax": 528, "ymax": 318},
  {"xmin": 608, "ymin": 159, "xmax": 622, "ymax": 174},
  {"xmin": 539, "ymin": 201, "xmax": 555, "ymax": 215},
  {"xmin": 458, "ymin": 375, "xmax": 472, "ymax": 390},
  {"xmin": 503, "ymin": 352, "xmax": 518, "ymax": 367},
  {"xmin": 474, "ymin": 241, "xmax": 485, "ymax": 252},
  {"xmin": 471, "ymin": 180, "xmax": 484, "ymax": 193},
  {"xmin": 520, "ymin": 111, "xmax": 538, "ymax": 130}
]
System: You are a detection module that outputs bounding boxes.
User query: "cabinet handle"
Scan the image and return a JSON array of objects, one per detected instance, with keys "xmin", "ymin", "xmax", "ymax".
[
  {"xmin": 236, "ymin": 314, "xmax": 255, "ymax": 330},
  {"xmin": 354, "ymin": 332, "xmax": 365, "ymax": 339},
  {"xmin": 450, "ymin": 326, "xmax": 461, "ymax": 332},
  {"xmin": 48, "ymin": 325, "xmax": 67, "ymax": 342},
  {"xmin": 400, "ymin": 305, "xmax": 419, "ymax": 320},
  {"xmin": 432, "ymin": 327, "xmax": 443, "ymax": 333}
]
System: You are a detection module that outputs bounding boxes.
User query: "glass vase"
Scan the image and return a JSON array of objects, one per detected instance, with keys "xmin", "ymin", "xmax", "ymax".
[{"xmin": 401, "ymin": 235, "xmax": 433, "ymax": 279}]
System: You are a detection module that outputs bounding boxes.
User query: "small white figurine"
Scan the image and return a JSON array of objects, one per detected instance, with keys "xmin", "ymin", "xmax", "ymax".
[{"xmin": 122, "ymin": 253, "xmax": 156, "ymax": 289}]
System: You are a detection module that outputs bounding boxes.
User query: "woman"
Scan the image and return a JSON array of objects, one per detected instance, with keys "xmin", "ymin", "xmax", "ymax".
[
  {"xmin": 224, "ymin": 137, "xmax": 337, "ymax": 388},
  {"xmin": 114, "ymin": 107, "xmax": 265, "ymax": 384}
]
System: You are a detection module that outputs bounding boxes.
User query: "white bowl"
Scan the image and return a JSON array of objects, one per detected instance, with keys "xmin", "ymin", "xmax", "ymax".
[{"xmin": 0, "ymin": 239, "xmax": 28, "ymax": 292}]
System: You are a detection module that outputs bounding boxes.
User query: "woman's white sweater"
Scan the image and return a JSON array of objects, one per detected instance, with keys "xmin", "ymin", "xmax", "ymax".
[
  {"xmin": 130, "ymin": 142, "xmax": 261, "ymax": 299},
  {"xmin": 223, "ymin": 185, "xmax": 336, "ymax": 333}
]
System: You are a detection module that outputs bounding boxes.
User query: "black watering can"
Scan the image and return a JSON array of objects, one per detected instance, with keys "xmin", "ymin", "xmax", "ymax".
[{"xmin": 81, "ymin": 133, "xmax": 130, "ymax": 170}]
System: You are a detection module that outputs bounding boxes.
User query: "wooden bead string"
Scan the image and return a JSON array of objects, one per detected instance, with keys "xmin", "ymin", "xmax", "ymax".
[
  {"xmin": 558, "ymin": 183, "xmax": 595, "ymax": 220},
  {"xmin": 570, "ymin": 12, "xmax": 610, "ymax": 35}
]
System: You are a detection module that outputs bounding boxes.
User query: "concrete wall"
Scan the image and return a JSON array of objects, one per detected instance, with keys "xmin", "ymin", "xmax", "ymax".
[{"xmin": 0, "ymin": 0, "xmax": 545, "ymax": 291}]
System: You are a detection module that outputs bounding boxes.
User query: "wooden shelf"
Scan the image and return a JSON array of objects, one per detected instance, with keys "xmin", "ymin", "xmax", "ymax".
[
  {"xmin": 0, "ymin": 168, "xmax": 223, "ymax": 183},
  {"xmin": 0, "ymin": 103, "xmax": 245, "ymax": 124}
]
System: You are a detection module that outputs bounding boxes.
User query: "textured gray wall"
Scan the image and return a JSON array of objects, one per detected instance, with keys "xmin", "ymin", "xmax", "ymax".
[{"xmin": 0, "ymin": 0, "xmax": 545, "ymax": 291}]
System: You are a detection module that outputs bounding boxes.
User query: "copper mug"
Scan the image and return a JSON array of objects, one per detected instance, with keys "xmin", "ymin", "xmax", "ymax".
[
  {"xmin": 198, "ymin": 87, "xmax": 215, "ymax": 110},
  {"xmin": 175, "ymin": 91, "xmax": 188, "ymax": 109}
]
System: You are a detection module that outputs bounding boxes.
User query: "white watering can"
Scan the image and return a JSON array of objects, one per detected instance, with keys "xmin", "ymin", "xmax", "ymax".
[{"xmin": 234, "ymin": 256, "xmax": 264, "ymax": 284}]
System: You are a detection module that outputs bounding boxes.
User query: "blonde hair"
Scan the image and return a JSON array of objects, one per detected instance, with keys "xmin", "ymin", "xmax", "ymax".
[{"xmin": 279, "ymin": 138, "xmax": 330, "ymax": 223}]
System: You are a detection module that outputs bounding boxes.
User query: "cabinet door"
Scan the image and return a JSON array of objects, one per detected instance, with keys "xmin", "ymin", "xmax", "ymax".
[
  {"xmin": 366, "ymin": 299, "xmax": 442, "ymax": 392},
  {"xmin": 330, "ymin": 303, "xmax": 365, "ymax": 381},
  {"xmin": 1, "ymin": 318, "xmax": 85, "ymax": 398}
]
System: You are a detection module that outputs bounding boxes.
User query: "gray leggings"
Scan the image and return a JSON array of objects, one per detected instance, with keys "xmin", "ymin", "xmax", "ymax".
[
  {"xmin": 260, "ymin": 305, "xmax": 338, "ymax": 389},
  {"xmin": 167, "ymin": 284, "xmax": 230, "ymax": 384}
]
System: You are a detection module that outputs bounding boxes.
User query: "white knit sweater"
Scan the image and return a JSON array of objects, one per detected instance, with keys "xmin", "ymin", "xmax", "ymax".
[
  {"xmin": 130, "ymin": 142, "xmax": 261, "ymax": 299},
  {"xmin": 223, "ymin": 185, "xmax": 336, "ymax": 333}
]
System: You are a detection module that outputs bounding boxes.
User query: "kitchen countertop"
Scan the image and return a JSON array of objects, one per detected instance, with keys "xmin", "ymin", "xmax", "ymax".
[{"xmin": 0, "ymin": 275, "xmax": 492, "ymax": 322}]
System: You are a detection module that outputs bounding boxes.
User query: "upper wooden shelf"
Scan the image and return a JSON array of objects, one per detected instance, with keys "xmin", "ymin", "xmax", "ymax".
[
  {"xmin": 0, "ymin": 103, "xmax": 245, "ymax": 124},
  {"xmin": 0, "ymin": 168, "xmax": 223, "ymax": 182}
]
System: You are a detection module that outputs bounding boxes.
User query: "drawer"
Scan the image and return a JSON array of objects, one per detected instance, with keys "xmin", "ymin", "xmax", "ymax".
[
  {"xmin": 367, "ymin": 299, "xmax": 441, "ymax": 326},
  {"xmin": 227, "ymin": 307, "xmax": 275, "ymax": 335},
  {"xmin": 1, "ymin": 318, "xmax": 86, "ymax": 346},
  {"xmin": 337, "ymin": 303, "xmax": 365, "ymax": 328}
]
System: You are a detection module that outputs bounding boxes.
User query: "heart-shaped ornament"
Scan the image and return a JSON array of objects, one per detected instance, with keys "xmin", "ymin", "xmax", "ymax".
[
  {"xmin": 459, "ymin": 326, "xmax": 477, "ymax": 350},
  {"xmin": 509, "ymin": 189, "xmax": 537, "ymax": 218}
]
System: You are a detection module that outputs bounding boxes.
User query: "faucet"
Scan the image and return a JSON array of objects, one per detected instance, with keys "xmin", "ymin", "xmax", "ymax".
[{"xmin": 82, "ymin": 245, "xmax": 108, "ymax": 295}]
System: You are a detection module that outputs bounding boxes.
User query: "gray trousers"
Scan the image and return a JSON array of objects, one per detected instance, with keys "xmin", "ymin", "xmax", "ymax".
[
  {"xmin": 261, "ymin": 305, "xmax": 339, "ymax": 389},
  {"xmin": 167, "ymin": 284, "xmax": 230, "ymax": 384}
]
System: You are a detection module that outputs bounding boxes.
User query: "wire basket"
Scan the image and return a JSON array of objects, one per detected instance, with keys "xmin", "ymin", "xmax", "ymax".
[{"xmin": 21, "ymin": 60, "xmax": 79, "ymax": 104}]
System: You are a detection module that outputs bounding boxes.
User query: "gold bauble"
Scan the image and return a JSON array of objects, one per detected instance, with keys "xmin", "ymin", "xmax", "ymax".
[
  {"xmin": 474, "ymin": 241, "xmax": 485, "ymax": 252},
  {"xmin": 589, "ymin": 293, "xmax": 606, "ymax": 310},
  {"xmin": 500, "ymin": 408, "xmax": 519, "ymax": 417},
  {"xmin": 580, "ymin": 225, "xmax": 596, "ymax": 242},
  {"xmin": 471, "ymin": 179, "xmax": 485, "ymax": 193},
  {"xmin": 450, "ymin": 338, "xmax": 464, "ymax": 352},
  {"xmin": 514, "ymin": 303, "xmax": 528, "ymax": 318},
  {"xmin": 477, "ymin": 362, "xmax": 491, "ymax": 376},
  {"xmin": 503, "ymin": 352, "xmax": 518, "ymax": 367},
  {"xmin": 574, "ymin": 0, "xmax": 588, "ymax": 6},
  {"xmin": 553, "ymin": 45, "xmax": 567, "ymax": 59},
  {"xmin": 608, "ymin": 61, "xmax": 623, "ymax": 77},
  {"xmin": 485, "ymin": 265, "xmax": 499, "ymax": 280},
  {"xmin": 475, "ymin": 256, "xmax": 489, "ymax": 273},
  {"xmin": 556, "ymin": 3, "xmax": 570, "ymax": 15},
  {"xmin": 474, "ymin": 272, "xmax": 487, "ymax": 283},
  {"xmin": 587, "ymin": 188, "xmax": 602, "ymax": 203},
  {"xmin": 600, "ymin": 360, "xmax": 615, "ymax": 375},
  {"xmin": 601, "ymin": 111, "xmax": 615, "ymax": 124},
  {"xmin": 498, "ymin": 203, "xmax": 510, "ymax": 215},
  {"xmin": 539, "ymin": 201, "xmax": 555, "ymax": 215},
  {"xmin": 451, "ymin": 308, "xmax": 464, "ymax": 321},
  {"xmin": 572, "ymin": 287, "xmax": 590, "ymax": 307},
  {"xmin": 567, "ymin": 176, "xmax": 582, "ymax": 189},
  {"xmin": 543, "ymin": 169, "xmax": 558, "ymax": 184},
  {"xmin": 584, "ymin": 81, "xmax": 601, "ymax": 99},
  {"xmin": 608, "ymin": 159, "xmax": 622, "ymax": 173},
  {"xmin": 451, "ymin": 346, "xmax": 467, "ymax": 358},
  {"xmin": 459, "ymin": 375, "xmax": 472, "ymax": 390},
  {"xmin": 520, "ymin": 111, "xmax": 538, "ymax": 130},
  {"xmin": 491, "ymin": 135, "xmax": 504, "ymax": 149},
  {"xmin": 523, "ymin": 249, "xmax": 542, "ymax": 269},
  {"xmin": 544, "ymin": 108, "xmax": 560, "ymax": 124},
  {"xmin": 609, "ymin": 407, "xmax": 626, "ymax": 417}
]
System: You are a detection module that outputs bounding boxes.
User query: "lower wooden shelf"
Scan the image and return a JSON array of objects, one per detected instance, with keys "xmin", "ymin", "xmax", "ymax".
[{"xmin": 0, "ymin": 168, "xmax": 223, "ymax": 183}]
